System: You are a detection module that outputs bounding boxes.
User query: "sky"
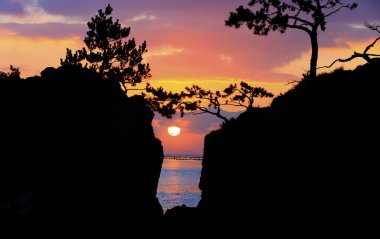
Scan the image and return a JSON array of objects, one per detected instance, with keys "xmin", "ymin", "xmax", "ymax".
[{"xmin": 1, "ymin": 0, "xmax": 379, "ymax": 155}]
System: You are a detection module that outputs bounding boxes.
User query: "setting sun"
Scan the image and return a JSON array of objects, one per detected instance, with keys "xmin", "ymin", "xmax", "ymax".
[{"xmin": 168, "ymin": 126, "xmax": 181, "ymax": 136}]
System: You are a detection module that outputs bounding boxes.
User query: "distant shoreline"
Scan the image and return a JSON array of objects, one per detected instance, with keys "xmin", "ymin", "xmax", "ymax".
[{"xmin": 164, "ymin": 155, "xmax": 203, "ymax": 160}]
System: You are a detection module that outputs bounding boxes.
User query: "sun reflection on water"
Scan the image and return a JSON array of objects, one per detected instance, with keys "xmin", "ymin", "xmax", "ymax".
[{"xmin": 157, "ymin": 159, "xmax": 202, "ymax": 211}]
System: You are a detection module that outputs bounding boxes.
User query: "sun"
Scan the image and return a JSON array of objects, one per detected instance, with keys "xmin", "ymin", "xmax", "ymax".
[{"xmin": 168, "ymin": 126, "xmax": 181, "ymax": 136}]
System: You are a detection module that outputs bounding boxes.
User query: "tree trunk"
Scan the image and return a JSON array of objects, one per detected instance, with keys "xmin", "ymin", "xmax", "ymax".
[{"xmin": 309, "ymin": 32, "xmax": 319, "ymax": 80}]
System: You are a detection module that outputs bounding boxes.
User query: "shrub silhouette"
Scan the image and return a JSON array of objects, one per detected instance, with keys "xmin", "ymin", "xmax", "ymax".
[{"xmin": 0, "ymin": 65, "xmax": 21, "ymax": 81}]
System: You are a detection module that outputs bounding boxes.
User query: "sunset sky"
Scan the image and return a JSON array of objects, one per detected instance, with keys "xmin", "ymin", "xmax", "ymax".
[{"xmin": 1, "ymin": 0, "xmax": 379, "ymax": 155}]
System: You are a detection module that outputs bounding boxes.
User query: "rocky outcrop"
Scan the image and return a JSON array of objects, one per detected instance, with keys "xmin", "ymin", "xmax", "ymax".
[
  {"xmin": 0, "ymin": 65, "xmax": 163, "ymax": 230},
  {"xmin": 198, "ymin": 61, "xmax": 379, "ymax": 232}
]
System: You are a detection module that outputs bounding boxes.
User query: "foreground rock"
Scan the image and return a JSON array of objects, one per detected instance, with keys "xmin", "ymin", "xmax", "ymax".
[
  {"xmin": 0, "ymin": 65, "xmax": 163, "ymax": 231},
  {"xmin": 198, "ymin": 61, "xmax": 379, "ymax": 234}
]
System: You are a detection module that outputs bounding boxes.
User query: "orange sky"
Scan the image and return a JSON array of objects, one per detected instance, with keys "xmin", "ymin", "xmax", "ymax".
[{"xmin": 1, "ymin": 0, "xmax": 379, "ymax": 155}]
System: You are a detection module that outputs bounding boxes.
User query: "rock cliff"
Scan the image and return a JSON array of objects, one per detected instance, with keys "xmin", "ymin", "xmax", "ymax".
[
  {"xmin": 198, "ymin": 61, "xmax": 379, "ymax": 233},
  {"xmin": 0, "ymin": 65, "xmax": 163, "ymax": 231}
]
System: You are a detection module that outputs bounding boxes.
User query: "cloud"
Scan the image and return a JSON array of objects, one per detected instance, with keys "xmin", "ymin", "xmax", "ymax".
[
  {"xmin": 0, "ymin": 23, "xmax": 86, "ymax": 39},
  {"xmin": 220, "ymin": 54, "xmax": 232, "ymax": 63},
  {"xmin": 0, "ymin": 0, "xmax": 85, "ymax": 24},
  {"xmin": 349, "ymin": 24, "xmax": 367, "ymax": 30},
  {"xmin": 147, "ymin": 45, "xmax": 184, "ymax": 58},
  {"xmin": 132, "ymin": 14, "xmax": 157, "ymax": 22},
  {"xmin": 35, "ymin": 0, "xmax": 245, "ymax": 17},
  {"xmin": 0, "ymin": 33, "xmax": 82, "ymax": 77},
  {"xmin": 0, "ymin": 28, "xmax": 17, "ymax": 37}
]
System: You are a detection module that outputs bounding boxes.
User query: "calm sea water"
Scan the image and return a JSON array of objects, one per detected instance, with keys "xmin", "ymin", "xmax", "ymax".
[{"xmin": 157, "ymin": 159, "xmax": 202, "ymax": 211}]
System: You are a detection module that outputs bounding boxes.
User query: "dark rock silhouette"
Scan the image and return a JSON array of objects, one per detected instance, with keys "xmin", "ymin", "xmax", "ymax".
[
  {"xmin": 197, "ymin": 61, "xmax": 379, "ymax": 234},
  {"xmin": 164, "ymin": 204, "xmax": 198, "ymax": 222},
  {"xmin": 0, "ymin": 65, "xmax": 163, "ymax": 231},
  {"xmin": 163, "ymin": 205, "xmax": 202, "ymax": 235}
]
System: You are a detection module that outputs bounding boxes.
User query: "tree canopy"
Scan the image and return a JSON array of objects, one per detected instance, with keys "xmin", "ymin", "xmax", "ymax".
[
  {"xmin": 226, "ymin": 0, "xmax": 357, "ymax": 80},
  {"xmin": 61, "ymin": 4, "xmax": 151, "ymax": 92},
  {"xmin": 223, "ymin": 82, "xmax": 274, "ymax": 110},
  {"xmin": 145, "ymin": 81, "xmax": 274, "ymax": 122}
]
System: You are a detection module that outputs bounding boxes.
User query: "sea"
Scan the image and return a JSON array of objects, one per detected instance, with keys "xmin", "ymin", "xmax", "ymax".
[{"xmin": 157, "ymin": 155, "xmax": 202, "ymax": 211}]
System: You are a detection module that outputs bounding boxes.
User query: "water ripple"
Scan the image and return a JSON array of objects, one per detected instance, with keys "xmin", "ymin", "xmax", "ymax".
[{"xmin": 157, "ymin": 159, "xmax": 202, "ymax": 211}]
